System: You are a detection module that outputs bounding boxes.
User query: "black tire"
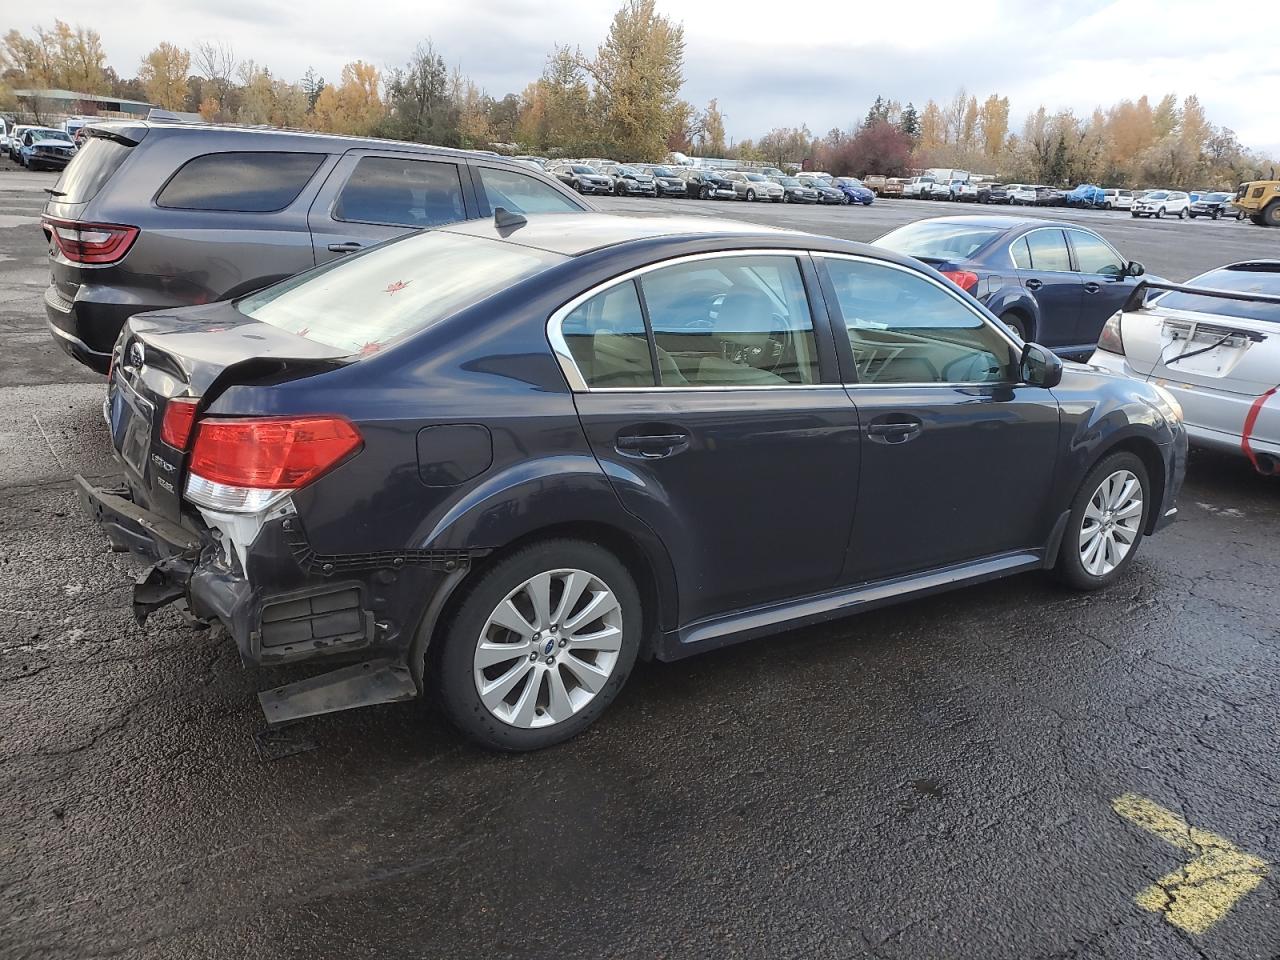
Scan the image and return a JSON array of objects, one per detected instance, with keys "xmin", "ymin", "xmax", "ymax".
[
  {"xmin": 434, "ymin": 538, "xmax": 642, "ymax": 751},
  {"xmin": 1000, "ymin": 311, "xmax": 1029, "ymax": 341},
  {"xmin": 699, "ymin": 185, "xmax": 711, "ymax": 200},
  {"xmin": 783, "ymin": 192, "xmax": 791, "ymax": 203},
  {"xmin": 1155, "ymin": 207, "xmax": 1165, "ymax": 219},
  {"xmin": 746, "ymin": 189, "xmax": 756, "ymax": 201},
  {"xmin": 1054, "ymin": 451, "xmax": 1150, "ymax": 590},
  {"xmin": 1263, "ymin": 202, "xmax": 1280, "ymax": 227},
  {"xmin": 575, "ymin": 181, "xmax": 586, "ymax": 194},
  {"xmin": 1251, "ymin": 215, "xmax": 1264, "ymax": 225},
  {"xmin": 1104, "ymin": 202, "xmax": 1112, "ymax": 210},
  {"xmin": 1188, "ymin": 212, "xmax": 1197, "ymax": 219},
  {"xmin": 1131, "ymin": 212, "xmax": 1140, "ymax": 218},
  {"xmin": 1212, "ymin": 209, "xmax": 1222, "ymax": 220},
  {"xmin": 1177, "ymin": 207, "xmax": 1187, "ymax": 220}
]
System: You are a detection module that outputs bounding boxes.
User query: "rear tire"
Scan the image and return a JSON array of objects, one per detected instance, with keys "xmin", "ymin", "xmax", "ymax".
[
  {"xmin": 1177, "ymin": 207, "xmax": 1187, "ymax": 220},
  {"xmin": 435, "ymin": 539, "xmax": 642, "ymax": 751},
  {"xmin": 1054, "ymin": 452, "xmax": 1150, "ymax": 591},
  {"xmin": 1212, "ymin": 209, "xmax": 1222, "ymax": 220},
  {"xmin": 1263, "ymin": 202, "xmax": 1280, "ymax": 227},
  {"xmin": 1000, "ymin": 311, "xmax": 1029, "ymax": 341}
]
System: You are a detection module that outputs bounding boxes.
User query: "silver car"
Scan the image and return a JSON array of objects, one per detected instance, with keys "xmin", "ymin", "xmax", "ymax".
[
  {"xmin": 1089, "ymin": 261, "xmax": 1280, "ymax": 473},
  {"xmin": 724, "ymin": 172, "xmax": 784, "ymax": 202}
]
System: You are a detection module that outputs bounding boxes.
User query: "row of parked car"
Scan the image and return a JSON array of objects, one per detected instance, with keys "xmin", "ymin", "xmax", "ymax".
[
  {"xmin": 534, "ymin": 157, "xmax": 878, "ymax": 205},
  {"xmin": 892, "ymin": 175, "xmax": 1243, "ymax": 220}
]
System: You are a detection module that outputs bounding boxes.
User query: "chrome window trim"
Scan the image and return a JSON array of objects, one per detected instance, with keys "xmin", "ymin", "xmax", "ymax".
[
  {"xmin": 813, "ymin": 250, "xmax": 1023, "ymax": 388},
  {"xmin": 1005, "ymin": 225, "xmax": 1074, "ymax": 274},
  {"xmin": 546, "ymin": 248, "xmax": 821, "ymax": 394}
]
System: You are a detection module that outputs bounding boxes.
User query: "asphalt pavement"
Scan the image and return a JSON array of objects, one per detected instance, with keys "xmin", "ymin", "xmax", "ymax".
[{"xmin": 2, "ymin": 165, "xmax": 1278, "ymax": 960}]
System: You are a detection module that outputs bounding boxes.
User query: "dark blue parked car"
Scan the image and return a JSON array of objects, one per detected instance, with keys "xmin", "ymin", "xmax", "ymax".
[
  {"xmin": 78, "ymin": 213, "xmax": 1183, "ymax": 750},
  {"xmin": 835, "ymin": 177, "xmax": 875, "ymax": 205},
  {"xmin": 873, "ymin": 215, "xmax": 1147, "ymax": 357}
]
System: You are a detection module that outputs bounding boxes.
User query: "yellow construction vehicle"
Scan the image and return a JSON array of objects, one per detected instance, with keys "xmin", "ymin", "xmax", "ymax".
[{"xmin": 1233, "ymin": 174, "xmax": 1280, "ymax": 225}]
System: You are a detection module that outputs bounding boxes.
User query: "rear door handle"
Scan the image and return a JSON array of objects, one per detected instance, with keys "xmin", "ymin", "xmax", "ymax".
[
  {"xmin": 327, "ymin": 241, "xmax": 364, "ymax": 254},
  {"xmin": 866, "ymin": 420, "xmax": 922, "ymax": 444},
  {"xmin": 1084, "ymin": 282, "xmax": 1101, "ymax": 294},
  {"xmin": 1025, "ymin": 278, "xmax": 1043, "ymax": 291},
  {"xmin": 615, "ymin": 433, "xmax": 690, "ymax": 459}
]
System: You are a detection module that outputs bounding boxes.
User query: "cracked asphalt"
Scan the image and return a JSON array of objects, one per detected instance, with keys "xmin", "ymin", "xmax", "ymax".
[{"xmin": 2, "ymin": 165, "xmax": 1279, "ymax": 960}]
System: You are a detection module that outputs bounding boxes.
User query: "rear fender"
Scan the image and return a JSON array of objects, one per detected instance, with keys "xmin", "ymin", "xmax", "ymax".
[
  {"xmin": 983, "ymin": 287, "xmax": 1040, "ymax": 337},
  {"xmin": 415, "ymin": 455, "xmax": 679, "ymax": 632}
]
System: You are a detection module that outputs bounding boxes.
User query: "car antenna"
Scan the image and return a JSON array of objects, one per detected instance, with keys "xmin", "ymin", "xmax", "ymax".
[{"xmin": 493, "ymin": 206, "xmax": 527, "ymax": 231}]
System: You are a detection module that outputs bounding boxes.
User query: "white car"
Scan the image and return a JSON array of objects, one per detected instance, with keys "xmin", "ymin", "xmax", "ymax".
[
  {"xmin": 952, "ymin": 181, "xmax": 981, "ymax": 201},
  {"xmin": 1009, "ymin": 184, "xmax": 1039, "ymax": 205},
  {"xmin": 724, "ymin": 171, "xmax": 784, "ymax": 202},
  {"xmin": 902, "ymin": 176, "xmax": 935, "ymax": 199},
  {"xmin": 1089, "ymin": 260, "xmax": 1280, "ymax": 472},
  {"xmin": 1131, "ymin": 190, "xmax": 1191, "ymax": 219},
  {"xmin": 1102, "ymin": 188, "xmax": 1134, "ymax": 210}
]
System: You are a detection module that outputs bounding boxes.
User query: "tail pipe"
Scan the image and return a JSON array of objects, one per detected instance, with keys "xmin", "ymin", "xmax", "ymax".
[{"xmin": 1253, "ymin": 452, "xmax": 1280, "ymax": 477}]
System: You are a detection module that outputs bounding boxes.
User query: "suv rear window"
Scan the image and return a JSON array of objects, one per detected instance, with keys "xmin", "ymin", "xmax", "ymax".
[
  {"xmin": 52, "ymin": 136, "xmax": 133, "ymax": 203},
  {"xmin": 156, "ymin": 152, "xmax": 325, "ymax": 212},
  {"xmin": 238, "ymin": 231, "xmax": 564, "ymax": 355}
]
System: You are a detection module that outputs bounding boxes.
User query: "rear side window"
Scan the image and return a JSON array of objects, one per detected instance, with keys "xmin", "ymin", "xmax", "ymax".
[
  {"xmin": 1024, "ymin": 230, "xmax": 1071, "ymax": 272},
  {"xmin": 334, "ymin": 156, "xmax": 465, "ymax": 227},
  {"xmin": 475, "ymin": 166, "xmax": 582, "ymax": 215},
  {"xmin": 561, "ymin": 281, "xmax": 656, "ymax": 388},
  {"xmin": 157, "ymin": 152, "xmax": 324, "ymax": 212},
  {"xmin": 51, "ymin": 136, "xmax": 133, "ymax": 203}
]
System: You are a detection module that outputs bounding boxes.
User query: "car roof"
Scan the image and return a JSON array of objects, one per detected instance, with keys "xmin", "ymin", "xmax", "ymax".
[
  {"xmin": 897, "ymin": 214, "xmax": 1082, "ymax": 232},
  {"xmin": 439, "ymin": 212, "xmax": 864, "ymax": 258}
]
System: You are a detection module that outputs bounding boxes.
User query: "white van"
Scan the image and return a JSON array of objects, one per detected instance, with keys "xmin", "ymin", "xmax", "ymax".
[{"xmin": 1102, "ymin": 188, "xmax": 1134, "ymax": 210}]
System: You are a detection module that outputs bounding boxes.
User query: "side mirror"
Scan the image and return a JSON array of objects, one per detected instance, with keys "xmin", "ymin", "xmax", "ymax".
[
  {"xmin": 1021, "ymin": 342, "xmax": 1063, "ymax": 389},
  {"xmin": 1126, "ymin": 261, "xmax": 1146, "ymax": 277}
]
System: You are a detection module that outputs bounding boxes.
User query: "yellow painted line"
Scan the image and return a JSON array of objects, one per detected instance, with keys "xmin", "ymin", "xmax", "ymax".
[{"xmin": 1112, "ymin": 793, "xmax": 1269, "ymax": 935}]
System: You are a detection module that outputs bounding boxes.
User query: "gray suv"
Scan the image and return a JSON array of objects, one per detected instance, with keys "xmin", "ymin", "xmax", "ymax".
[{"xmin": 42, "ymin": 121, "xmax": 593, "ymax": 372}]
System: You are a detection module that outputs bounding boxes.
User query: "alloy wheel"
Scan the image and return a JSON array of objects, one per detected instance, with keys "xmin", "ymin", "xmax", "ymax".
[
  {"xmin": 472, "ymin": 568, "xmax": 624, "ymax": 729},
  {"xmin": 1079, "ymin": 469, "xmax": 1143, "ymax": 576}
]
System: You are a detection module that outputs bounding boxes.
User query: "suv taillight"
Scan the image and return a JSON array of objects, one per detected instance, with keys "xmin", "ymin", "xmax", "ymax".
[
  {"xmin": 42, "ymin": 216, "xmax": 138, "ymax": 265},
  {"xmin": 185, "ymin": 416, "xmax": 362, "ymax": 513}
]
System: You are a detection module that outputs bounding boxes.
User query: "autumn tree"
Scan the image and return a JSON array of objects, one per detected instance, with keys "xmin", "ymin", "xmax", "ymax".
[
  {"xmin": 312, "ymin": 60, "xmax": 383, "ymax": 136},
  {"xmin": 919, "ymin": 100, "xmax": 945, "ymax": 152},
  {"xmin": 583, "ymin": 0, "xmax": 685, "ymax": 160},
  {"xmin": 829, "ymin": 120, "xmax": 913, "ymax": 177},
  {"xmin": 2, "ymin": 21, "xmax": 107, "ymax": 92},
  {"xmin": 138, "ymin": 42, "xmax": 190, "ymax": 110},
  {"xmin": 193, "ymin": 40, "xmax": 237, "ymax": 106},
  {"xmin": 700, "ymin": 98, "xmax": 726, "ymax": 154},
  {"xmin": 979, "ymin": 94, "xmax": 1009, "ymax": 158},
  {"xmin": 757, "ymin": 125, "xmax": 813, "ymax": 167},
  {"xmin": 381, "ymin": 42, "xmax": 455, "ymax": 144}
]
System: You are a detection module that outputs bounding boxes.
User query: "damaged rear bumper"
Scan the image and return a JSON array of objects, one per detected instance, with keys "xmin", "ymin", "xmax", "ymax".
[{"xmin": 76, "ymin": 474, "xmax": 477, "ymax": 724}]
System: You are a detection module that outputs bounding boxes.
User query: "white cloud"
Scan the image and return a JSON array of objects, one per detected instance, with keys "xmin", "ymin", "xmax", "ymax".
[{"xmin": 31, "ymin": 0, "xmax": 1280, "ymax": 154}]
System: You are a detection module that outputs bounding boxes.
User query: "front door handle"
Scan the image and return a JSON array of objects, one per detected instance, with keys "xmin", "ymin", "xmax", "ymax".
[
  {"xmin": 1084, "ymin": 282, "xmax": 1101, "ymax": 294},
  {"xmin": 327, "ymin": 241, "xmax": 364, "ymax": 254},
  {"xmin": 1025, "ymin": 278, "xmax": 1043, "ymax": 291},
  {"xmin": 615, "ymin": 432, "xmax": 690, "ymax": 459},
  {"xmin": 866, "ymin": 419, "xmax": 922, "ymax": 444}
]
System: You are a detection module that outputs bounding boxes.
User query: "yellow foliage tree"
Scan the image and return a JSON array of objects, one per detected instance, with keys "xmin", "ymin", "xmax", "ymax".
[
  {"xmin": 312, "ymin": 60, "xmax": 384, "ymax": 135},
  {"xmin": 139, "ymin": 42, "xmax": 191, "ymax": 110}
]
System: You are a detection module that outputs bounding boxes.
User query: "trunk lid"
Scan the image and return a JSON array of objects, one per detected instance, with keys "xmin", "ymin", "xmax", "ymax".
[
  {"xmin": 108, "ymin": 302, "xmax": 349, "ymax": 521},
  {"xmin": 1120, "ymin": 306, "xmax": 1277, "ymax": 396}
]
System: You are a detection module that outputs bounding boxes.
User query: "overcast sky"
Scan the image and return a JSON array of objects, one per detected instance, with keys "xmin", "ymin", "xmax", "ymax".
[{"xmin": 32, "ymin": 0, "xmax": 1280, "ymax": 155}]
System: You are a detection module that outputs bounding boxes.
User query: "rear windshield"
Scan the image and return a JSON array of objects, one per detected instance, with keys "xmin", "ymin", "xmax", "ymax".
[
  {"xmin": 1155, "ymin": 267, "xmax": 1280, "ymax": 323},
  {"xmin": 238, "ymin": 231, "xmax": 564, "ymax": 354},
  {"xmin": 51, "ymin": 136, "xmax": 133, "ymax": 203},
  {"xmin": 875, "ymin": 221, "xmax": 1002, "ymax": 261}
]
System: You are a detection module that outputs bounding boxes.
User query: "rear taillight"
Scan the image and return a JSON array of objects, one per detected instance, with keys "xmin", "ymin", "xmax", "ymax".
[
  {"xmin": 185, "ymin": 416, "xmax": 362, "ymax": 513},
  {"xmin": 160, "ymin": 398, "xmax": 199, "ymax": 450},
  {"xmin": 1098, "ymin": 312, "xmax": 1125, "ymax": 355},
  {"xmin": 42, "ymin": 216, "xmax": 138, "ymax": 265},
  {"xmin": 940, "ymin": 270, "xmax": 980, "ymax": 294}
]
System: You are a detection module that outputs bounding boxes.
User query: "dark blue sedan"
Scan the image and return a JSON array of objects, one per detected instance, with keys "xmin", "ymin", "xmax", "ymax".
[
  {"xmin": 835, "ymin": 177, "xmax": 876, "ymax": 205},
  {"xmin": 77, "ymin": 212, "xmax": 1183, "ymax": 750},
  {"xmin": 874, "ymin": 216, "xmax": 1147, "ymax": 357}
]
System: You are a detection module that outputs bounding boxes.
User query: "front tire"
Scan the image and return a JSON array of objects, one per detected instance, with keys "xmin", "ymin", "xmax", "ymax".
[
  {"xmin": 1155, "ymin": 207, "xmax": 1165, "ymax": 219},
  {"xmin": 1054, "ymin": 452, "xmax": 1150, "ymax": 591},
  {"xmin": 1177, "ymin": 207, "xmax": 1187, "ymax": 220},
  {"xmin": 746, "ymin": 189, "xmax": 756, "ymax": 201},
  {"xmin": 435, "ymin": 539, "xmax": 641, "ymax": 751}
]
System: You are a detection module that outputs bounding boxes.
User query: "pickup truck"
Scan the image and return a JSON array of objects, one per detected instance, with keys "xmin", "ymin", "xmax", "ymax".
[
  {"xmin": 863, "ymin": 174, "xmax": 888, "ymax": 195},
  {"xmin": 881, "ymin": 178, "xmax": 907, "ymax": 198},
  {"xmin": 902, "ymin": 176, "xmax": 935, "ymax": 198},
  {"xmin": 928, "ymin": 178, "xmax": 967, "ymax": 199},
  {"xmin": 952, "ymin": 181, "xmax": 982, "ymax": 201}
]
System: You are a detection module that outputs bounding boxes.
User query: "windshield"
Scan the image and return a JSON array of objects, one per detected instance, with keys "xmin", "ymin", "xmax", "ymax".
[
  {"xmin": 1145, "ymin": 191, "xmax": 1169, "ymax": 200},
  {"xmin": 239, "ymin": 232, "xmax": 564, "ymax": 354},
  {"xmin": 650, "ymin": 166, "xmax": 675, "ymax": 176},
  {"xmin": 779, "ymin": 177, "xmax": 801, "ymax": 186},
  {"xmin": 617, "ymin": 166, "xmax": 639, "ymax": 175},
  {"xmin": 745, "ymin": 173, "xmax": 767, "ymax": 182},
  {"xmin": 838, "ymin": 178, "xmax": 864, "ymax": 187},
  {"xmin": 1155, "ymin": 267, "xmax": 1280, "ymax": 323},
  {"xmin": 874, "ymin": 221, "xmax": 1003, "ymax": 261},
  {"xmin": 36, "ymin": 130, "xmax": 73, "ymax": 142},
  {"xmin": 1203, "ymin": 192, "xmax": 1231, "ymax": 202},
  {"xmin": 571, "ymin": 165, "xmax": 596, "ymax": 175}
]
